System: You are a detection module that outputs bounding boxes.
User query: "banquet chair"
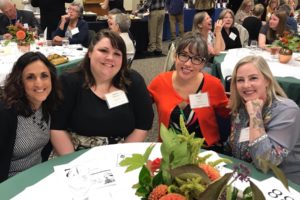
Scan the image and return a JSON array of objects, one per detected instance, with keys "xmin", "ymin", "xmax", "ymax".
[
  {"xmin": 88, "ymin": 30, "xmax": 96, "ymax": 46},
  {"xmin": 234, "ymin": 23, "xmax": 249, "ymax": 47}
]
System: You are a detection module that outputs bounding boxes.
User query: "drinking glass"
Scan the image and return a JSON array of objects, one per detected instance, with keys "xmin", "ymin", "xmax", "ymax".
[
  {"xmin": 250, "ymin": 40, "xmax": 258, "ymax": 50},
  {"xmin": 62, "ymin": 37, "xmax": 70, "ymax": 47}
]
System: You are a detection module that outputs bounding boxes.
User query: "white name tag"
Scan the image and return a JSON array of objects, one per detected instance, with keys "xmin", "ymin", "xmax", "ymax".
[
  {"xmin": 105, "ymin": 90, "xmax": 129, "ymax": 109},
  {"xmin": 239, "ymin": 127, "xmax": 250, "ymax": 143},
  {"xmin": 71, "ymin": 27, "xmax": 79, "ymax": 36},
  {"xmin": 229, "ymin": 32, "xmax": 237, "ymax": 41},
  {"xmin": 189, "ymin": 92, "xmax": 209, "ymax": 109}
]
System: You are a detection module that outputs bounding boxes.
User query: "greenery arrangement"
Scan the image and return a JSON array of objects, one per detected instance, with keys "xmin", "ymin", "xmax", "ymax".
[
  {"xmin": 5, "ymin": 23, "xmax": 35, "ymax": 46},
  {"xmin": 120, "ymin": 116, "xmax": 289, "ymax": 200},
  {"xmin": 272, "ymin": 31, "xmax": 300, "ymax": 52}
]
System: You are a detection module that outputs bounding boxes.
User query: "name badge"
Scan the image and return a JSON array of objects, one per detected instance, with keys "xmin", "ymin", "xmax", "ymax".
[
  {"xmin": 189, "ymin": 92, "xmax": 209, "ymax": 109},
  {"xmin": 239, "ymin": 127, "xmax": 249, "ymax": 143},
  {"xmin": 71, "ymin": 27, "xmax": 79, "ymax": 36},
  {"xmin": 229, "ymin": 32, "xmax": 237, "ymax": 41},
  {"xmin": 105, "ymin": 90, "xmax": 129, "ymax": 109}
]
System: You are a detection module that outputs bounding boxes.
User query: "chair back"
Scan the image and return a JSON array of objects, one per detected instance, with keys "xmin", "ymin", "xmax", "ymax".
[
  {"xmin": 234, "ymin": 23, "xmax": 249, "ymax": 47},
  {"xmin": 163, "ymin": 42, "xmax": 176, "ymax": 72},
  {"xmin": 88, "ymin": 30, "xmax": 96, "ymax": 46}
]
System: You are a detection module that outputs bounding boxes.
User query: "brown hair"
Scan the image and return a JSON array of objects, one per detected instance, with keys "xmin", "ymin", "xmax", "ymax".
[
  {"xmin": 71, "ymin": 29, "xmax": 131, "ymax": 91},
  {"xmin": 2, "ymin": 52, "xmax": 63, "ymax": 122}
]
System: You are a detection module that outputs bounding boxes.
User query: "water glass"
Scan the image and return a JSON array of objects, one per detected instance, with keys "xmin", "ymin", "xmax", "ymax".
[
  {"xmin": 62, "ymin": 37, "xmax": 70, "ymax": 47},
  {"xmin": 250, "ymin": 40, "xmax": 258, "ymax": 50}
]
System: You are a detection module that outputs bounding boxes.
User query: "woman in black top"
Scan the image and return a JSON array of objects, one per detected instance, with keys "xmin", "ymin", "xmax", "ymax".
[
  {"xmin": 219, "ymin": 9, "xmax": 242, "ymax": 50},
  {"xmin": 50, "ymin": 30, "xmax": 154, "ymax": 156},
  {"xmin": 31, "ymin": 0, "xmax": 74, "ymax": 39},
  {"xmin": 0, "ymin": 52, "xmax": 62, "ymax": 182}
]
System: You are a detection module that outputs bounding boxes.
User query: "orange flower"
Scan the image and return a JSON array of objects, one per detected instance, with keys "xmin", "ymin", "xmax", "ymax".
[
  {"xmin": 16, "ymin": 30, "xmax": 26, "ymax": 40},
  {"xmin": 148, "ymin": 184, "xmax": 168, "ymax": 200},
  {"xmin": 159, "ymin": 193, "xmax": 186, "ymax": 200},
  {"xmin": 198, "ymin": 163, "xmax": 221, "ymax": 181}
]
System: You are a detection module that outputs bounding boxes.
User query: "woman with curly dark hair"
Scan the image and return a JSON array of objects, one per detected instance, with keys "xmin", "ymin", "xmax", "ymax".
[
  {"xmin": 50, "ymin": 29, "xmax": 154, "ymax": 156},
  {"xmin": 0, "ymin": 52, "xmax": 63, "ymax": 183}
]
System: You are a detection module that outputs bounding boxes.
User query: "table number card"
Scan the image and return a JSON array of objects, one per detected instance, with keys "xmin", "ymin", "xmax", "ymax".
[{"xmin": 258, "ymin": 177, "xmax": 300, "ymax": 200}]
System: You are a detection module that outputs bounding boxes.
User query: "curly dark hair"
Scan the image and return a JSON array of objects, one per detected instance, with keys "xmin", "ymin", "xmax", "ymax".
[
  {"xmin": 1, "ymin": 52, "xmax": 63, "ymax": 122},
  {"xmin": 72, "ymin": 29, "xmax": 131, "ymax": 90}
]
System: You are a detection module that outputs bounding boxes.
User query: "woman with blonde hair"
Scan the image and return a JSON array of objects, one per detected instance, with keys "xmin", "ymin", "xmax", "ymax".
[
  {"xmin": 192, "ymin": 11, "xmax": 225, "ymax": 56},
  {"xmin": 266, "ymin": 0, "xmax": 280, "ymax": 21},
  {"xmin": 235, "ymin": 0, "xmax": 254, "ymax": 24},
  {"xmin": 228, "ymin": 55, "xmax": 300, "ymax": 184}
]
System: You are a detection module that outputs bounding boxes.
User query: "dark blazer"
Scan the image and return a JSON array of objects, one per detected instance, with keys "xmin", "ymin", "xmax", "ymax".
[
  {"xmin": 0, "ymin": 102, "xmax": 18, "ymax": 183},
  {"xmin": 31, "ymin": 0, "xmax": 74, "ymax": 39},
  {"xmin": 52, "ymin": 19, "xmax": 89, "ymax": 47},
  {"xmin": 0, "ymin": 9, "xmax": 41, "ymax": 35},
  {"xmin": 242, "ymin": 16, "xmax": 262, "ymax": 45},
  {"xmin": 221, "ymin": 27, "xmax": 242, "ymax": 50}
]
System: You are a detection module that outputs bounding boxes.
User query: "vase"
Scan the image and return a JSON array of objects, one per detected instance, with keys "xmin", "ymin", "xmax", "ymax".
[
  {"xmin": 278, "ymin": 48, "xmax": 293, "ymax": 64},
  {"xmin": 17, "ymin": 41, "xmax": 30, "ymax": 53}
]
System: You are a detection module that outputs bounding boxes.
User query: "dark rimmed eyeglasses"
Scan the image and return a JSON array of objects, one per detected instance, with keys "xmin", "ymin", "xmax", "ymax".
[{"xmin": 177, "ymin": 53, "xmax": 206, "ymax": 65}]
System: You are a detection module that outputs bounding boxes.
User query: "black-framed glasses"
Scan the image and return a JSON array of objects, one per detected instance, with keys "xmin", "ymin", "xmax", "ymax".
[{"xmin": 177, "ymin": 53, "xmax": 206, "ymax": 65}]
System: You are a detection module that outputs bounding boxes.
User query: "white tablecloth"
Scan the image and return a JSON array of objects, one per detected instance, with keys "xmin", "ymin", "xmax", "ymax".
[
  {"xmin": 221, "ymin": 48, "xmax": 300, "ymax": 79},
  {"xmin": 0, "ymin": 43, "xmax": 86, "ymax": 86}
]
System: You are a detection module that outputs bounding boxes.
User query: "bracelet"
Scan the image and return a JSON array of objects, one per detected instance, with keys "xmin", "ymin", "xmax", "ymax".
[{"xmin": 249, "ymin": 134, "xmax": 268, "ymax": 147}]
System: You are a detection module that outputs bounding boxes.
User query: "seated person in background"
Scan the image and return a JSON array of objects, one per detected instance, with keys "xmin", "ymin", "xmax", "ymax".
[
  {"xmin": 0, "ymin": 52, "xmax": 63, "ymax": 183},
  {"xmin": 100, "ymin": 0, "xmax": 125, "ymax": 12},
  {"xmin": 218, "ymin": 9, "xmax": 242, "ymax": 50},
  {"xmin": 243, "ymin": 4, "xmax": 265, "ymax": 45},
  {"xmin": 278, "ymin": 4, "xmax": 298, "ymax": 33},
  {"xmin": 258, "ymin": 10, "xmax": 291, "ymax": 49},
  {"xmin": 148, "ymin": 32, "xmax": 230, "ymax": 153},
  {"xmin": 192, "ymin": 11, "xmax": 225, "ymax": 56},
  {"xmin": 108, "ymin": 13, "xmax": 135, "ymax": 62},
  {"xmin": 235, "ymin": 0, "xmax": 254, "ymax": 25},
  {"xmin": 227, "ymin": 55, "xmax": 300, "ymax": 185},
  {"xmin": 0, "ymin": 0, "xmax": 41, "ymax": 39},
  {"xmin": 52, "ymin": 3, "xmax": 89, "ymax": 47},
  {"xmin": 50, "ymin": 29, "xmax": 154, "ymax": 156},
  {"xmin": 266, "ymin": 0, "xmax": 280, "ymax": 21}
]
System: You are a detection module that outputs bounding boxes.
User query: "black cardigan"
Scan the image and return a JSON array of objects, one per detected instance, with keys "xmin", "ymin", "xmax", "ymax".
[{"xmin": 0, "ymin": 102, "xmax": 18, "ymax": 183}]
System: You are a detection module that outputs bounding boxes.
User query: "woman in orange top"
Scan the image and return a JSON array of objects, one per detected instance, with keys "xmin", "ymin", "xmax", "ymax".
[{"xmin": 148, "ymin": 32, "xmax": 230, "ymax": 153}]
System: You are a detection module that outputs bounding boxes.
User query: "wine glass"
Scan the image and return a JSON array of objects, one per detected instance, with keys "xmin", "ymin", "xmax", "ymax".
[{"xmin": 250, "ymin": 40, "xmax": 258, "ymax": 50}]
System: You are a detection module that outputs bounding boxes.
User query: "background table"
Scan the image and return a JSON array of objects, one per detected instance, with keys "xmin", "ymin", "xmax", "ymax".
[
  {"xmin": 214, "ymin": 51, "xmax": 300, "ymax": 106},
  {"xmin": 0, "ymin": 143, "xmax": 299, "ymax": 199}
]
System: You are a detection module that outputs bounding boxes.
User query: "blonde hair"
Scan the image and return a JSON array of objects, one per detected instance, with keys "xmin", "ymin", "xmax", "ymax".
[
  {"xmin": 192, "ymin": 12, "xmax": 208, "ymax": 34},
  {"xmin": 218, "ymin": 9, "xmax": 235, "ymax": 27},
  {"xmin": 229, "ymin": 56, "xmax": 287, "ymax": 114}
]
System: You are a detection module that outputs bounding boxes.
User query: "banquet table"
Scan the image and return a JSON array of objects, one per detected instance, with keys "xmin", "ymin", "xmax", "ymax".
[
  {"xmin": 0, "ymin": 43, "xmax": 87, "ymax": 86},
  {"xmin": 214, "ymin": 49, "xmax": 300, "ymax": 106},
  {"xmin": 0, "ymin": 143, "xmax": 299, "ymax": 200}
]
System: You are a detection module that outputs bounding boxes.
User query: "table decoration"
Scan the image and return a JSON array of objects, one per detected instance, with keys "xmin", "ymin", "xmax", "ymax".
[
  {"xmin": 5, "ymin": 23, "xmax": 36, "ymax": 53},
  {"xmin": 120, "ymin": 116, "xmax": 289, "ymax": 200},
  {"xmin": 272, "ymin": 31, "xmax": 300, "ymax": 64}
]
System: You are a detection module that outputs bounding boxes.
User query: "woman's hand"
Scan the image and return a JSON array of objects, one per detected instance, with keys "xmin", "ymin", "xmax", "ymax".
[
  {"xmin": 214, "ymin": 19, "xmax": 224, "ymax": 33},
  {"xmin": 245, "ymin": 99, "xmax": 264, "ymax": 118},
  {"xmin": 61, "ymin": 14, "xmax": 70, "ymax": 24}
]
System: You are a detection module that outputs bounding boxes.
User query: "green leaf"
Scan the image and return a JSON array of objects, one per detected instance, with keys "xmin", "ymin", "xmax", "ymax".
[
  {"xmin": 250, "ymin": 180, "xmax": 266, "ymax": 200},
  {"xmin": 143, "ymin": 144, "xmax": 155, "ymax": 161},
  {"xmin": 243, "ymin": 186, "xmax": 253, "ymax": 200},
  {"xmin": 267, "ymin": 163, "xmax": 289, "ymax": 191},
  {"xmin": 257, "ymin": 158, "xmax": 289, "ymax": 191},
  {"xmin": 152, "ymin": 170, "xmax": 164, "ymax": 188},
  {"xmin": 119, "ymin": 153, "xmax": 146, "ymax": 172},
  {"xmin": 139, "ymin": 165, "xmax": 152, "ymax": 186},
  {"xmin": 170, "ymin": 164, "xmax": 211, "ymax": 184},
  {"xmin": 197, "ymin": 172, "xmax": 233, "ymax": 200}
]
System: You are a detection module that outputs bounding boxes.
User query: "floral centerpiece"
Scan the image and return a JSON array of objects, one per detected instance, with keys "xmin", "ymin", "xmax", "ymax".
[
  {"xmin": 272, "ymin": 31, "xmax": 300, "ymax": 53},
  {"xmin": 120, "ymin": 116, "xmax": 289, "ymax": 200},
  {"xmin": 4, "ymin": 23, "xmax": 36, "ymax": 52}
]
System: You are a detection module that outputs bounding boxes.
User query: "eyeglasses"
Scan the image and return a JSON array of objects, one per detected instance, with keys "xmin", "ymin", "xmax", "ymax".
[{"xmin": 177, "ymin": 53, "xmax": 206, "ymax": 65}]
